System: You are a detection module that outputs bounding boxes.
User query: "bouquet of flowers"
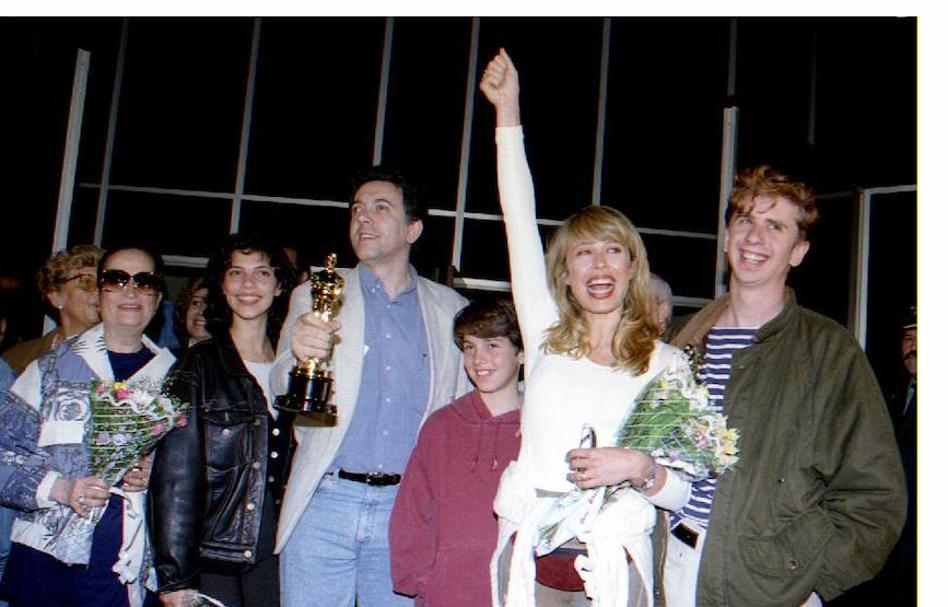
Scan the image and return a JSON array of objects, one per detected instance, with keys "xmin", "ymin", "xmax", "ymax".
[
  {"xmin": 87, "ymin": 378, "xmax": 189, "ymax": 514},
  {"xmin": 534, "ymin": 350, "xmax": 739, "ymax": 556}
]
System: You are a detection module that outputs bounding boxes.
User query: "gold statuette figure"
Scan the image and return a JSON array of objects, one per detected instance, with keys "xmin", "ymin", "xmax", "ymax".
[{"xmin": 275, "ymin": 253, "xmax": 345, "ymax": 425}]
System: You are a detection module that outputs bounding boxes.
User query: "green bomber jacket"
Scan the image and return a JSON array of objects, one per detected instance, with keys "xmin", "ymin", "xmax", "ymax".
[{"xmin": 653, "ymin": 290, "xmax": 907, "ymax": 606}]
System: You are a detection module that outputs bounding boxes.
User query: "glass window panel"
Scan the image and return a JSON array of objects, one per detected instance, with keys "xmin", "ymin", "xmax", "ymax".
[
  {"xmin": 787, "ymin": 194, "xmax": 856, "ymax": 326},
  {"xmin": 603, "ymin": 18, "xmax": 730, "ymax": 234},
  {"xmin": 412, "ymin": 214, "xmax": 455, "ymax": 282},
  {"xmin": 467, "ymin": 18, "xmax": 602, "ymax": 220},
  {"xmin": 384, "ymin": 18, "xmax": 471, "ymax": 213},
  {"xmin": 245, "ymin": 18, "xmax": 385, "ymax": 201},
  {"xmin": 0, "ymin": 19, "xmax": 122, "ymax": 275},
  {"xmin": 458, "ymin": 219, "xmax": 563, "ymax": 283},
  {"xmin": 238, "ymin": 201, "xmax": 354, "ymax": 270},
  {"xmin": 864, "ymin": 191, "xmax": 916, "ymax": 395},
  {"xmin": 67, "ymin": 185, "xmax": 102, "ymax": 247},
  {"xmin": 100, "ymin": 191, "xmax": 232, "ymax": 257},
  {"xmin": 735, "ymin": 19, "xmax": 816, "ymax": 176},
  {"xmin": 110, "ymin": 18, "xmax": 253, "ymax": 191},
  {"xmin": 814, "ymin": 18, "xmax": 916, "ymax": 190},
  {"xmin": 640, "ymin": 233, "xmax": 718, "ymax": 301}
]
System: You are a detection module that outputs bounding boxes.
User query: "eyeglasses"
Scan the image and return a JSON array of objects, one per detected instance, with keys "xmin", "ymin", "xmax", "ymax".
[
  {"xmin": 98, "ymin": 269, "xmax": 163, "ymax": 296},
  {"xmin": 61, "ymin": 273, "xmax": 97, "ymax": 292}
]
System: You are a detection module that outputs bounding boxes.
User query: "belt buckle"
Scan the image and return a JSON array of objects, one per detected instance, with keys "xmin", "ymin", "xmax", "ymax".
[
  {"xmin": 365, "ymin": 472, "xmax": 386, "ymax": 486},
  {"xmin": 671, "ymin": 522, "xmax": 699, "ymax": 548}
]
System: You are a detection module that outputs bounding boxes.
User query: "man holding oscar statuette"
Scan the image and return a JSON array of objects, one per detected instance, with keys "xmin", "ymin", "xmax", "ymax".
[{"xmin": 269, "ymin": 167, "xmax": 469, "ymax": 607}]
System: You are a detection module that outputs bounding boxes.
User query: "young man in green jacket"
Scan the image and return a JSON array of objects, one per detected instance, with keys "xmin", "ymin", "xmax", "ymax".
[{"xmin": 657, "ymin": 165, "xmax": 906, "ymax": 607}]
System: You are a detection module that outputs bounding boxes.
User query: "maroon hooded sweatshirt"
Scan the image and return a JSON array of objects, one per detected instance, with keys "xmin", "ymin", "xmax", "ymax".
[{"xmin": 389, "ymin": 390, "xmax": 521, "ymax": 606}]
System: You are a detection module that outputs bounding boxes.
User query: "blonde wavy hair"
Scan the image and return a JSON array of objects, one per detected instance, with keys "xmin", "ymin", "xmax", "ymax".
[{"xmin": 543, "ymin": 206, "xmax": 659, "ymax": 375}]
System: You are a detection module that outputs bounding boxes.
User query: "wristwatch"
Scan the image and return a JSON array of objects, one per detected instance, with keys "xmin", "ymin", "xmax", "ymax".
[{"xmin": 631, "ymin": 458, "xmax": 657, "ymax": 492}]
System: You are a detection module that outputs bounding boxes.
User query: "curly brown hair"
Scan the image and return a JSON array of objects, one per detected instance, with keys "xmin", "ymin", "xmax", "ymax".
[
  {"xmin": 543, "ymin": 206, "xmax": 659, "ymax": 376},
  {"xmin": 726, "ymin": 165, "xmax": 819, "ymax": 237},
  {"xmin": 36, "ymin": 245, "xmax": 104, "ymax": 294}
]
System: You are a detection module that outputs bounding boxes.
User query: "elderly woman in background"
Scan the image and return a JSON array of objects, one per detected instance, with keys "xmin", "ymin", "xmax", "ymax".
[
  {"xmin": 0, "ymin": 246, "xmax": 176, "ymax": 607},
  {"xmin": 2, "ymin": 245, "xmax": 104, "ymax": 375},
  {"xmin": 171, "ymin": 276, "xmax": 211, "ymax": 357}
]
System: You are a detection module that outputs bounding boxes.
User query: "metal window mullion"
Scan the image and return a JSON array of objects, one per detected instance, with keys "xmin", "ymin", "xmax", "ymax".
[
  {"xmin": 52, "ymin": 49, "xmax": 91, "ymax": 256},
  {"xmin": 591, "ymin": 17, "xmax": 611, "ymax": 206},
  {"xmin": 231, "ymin": 17, "xmax": 262, "ymax": 233},
  {"xmin": 851, "ymin": 190, "xmax": 871, "ymax": 347},
  {"xmin": 373, "ymin": 17, "xmax": 394, "ymax": 166},
  {"xmin": 808, "ymin": 24, "xmax": 819, "ymax": 146},
  {"xmin": 48, "ymin": 48, "xmax": 92, "ymax": 334},
  {"xmin": 727, "ymin": 18, "xmax": 738, "ymax": 98},
  {"xmin": 714, "ymin": 106, "xmax": 739, "ymax": 297},
  {"xmin": 93, "ymin": 18, "xmax": 128, "ymax": 246},
  {"xmin": 450, "ymin": 17, "xmax": 480, "ymax": 274}
]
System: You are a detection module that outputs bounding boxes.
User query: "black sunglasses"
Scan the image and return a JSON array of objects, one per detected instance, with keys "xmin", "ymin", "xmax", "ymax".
[{"xmin": 98, "ymin": 269, "xmax": 163, "ymax": 295}]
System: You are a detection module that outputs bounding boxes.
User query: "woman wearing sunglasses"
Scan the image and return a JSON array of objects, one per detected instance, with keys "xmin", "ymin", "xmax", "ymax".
[
  {"xmin": 150, "ymin": 233, "xmax": 294, "ymax": 607},
  {"xmin": 0, "ymin": 247, "xmax": 176, "ymax": 607}
]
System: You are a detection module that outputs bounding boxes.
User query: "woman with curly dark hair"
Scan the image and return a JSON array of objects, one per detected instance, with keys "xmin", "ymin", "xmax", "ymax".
[{"xmin": 149, "ymin": 233, "xmax": 295, "ymax": 607}]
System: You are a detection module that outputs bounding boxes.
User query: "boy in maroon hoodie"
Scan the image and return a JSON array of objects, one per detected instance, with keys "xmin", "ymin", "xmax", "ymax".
[{"xmin": 390, "ymin": 298, "xmax": 523, "ymax": 606}]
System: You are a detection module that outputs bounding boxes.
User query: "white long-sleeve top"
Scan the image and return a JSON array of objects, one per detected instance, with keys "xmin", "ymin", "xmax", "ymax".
[
  {"xmin": 495, "ymin": 125, "xmax": 687, "ymax": 500},
  {"xmin": 491, "ymin": 126, "xmax": 690, "ymax": 607}
]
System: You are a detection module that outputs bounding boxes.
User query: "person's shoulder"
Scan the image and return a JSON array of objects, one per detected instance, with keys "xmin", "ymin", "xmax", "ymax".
[
  {"xmin": 0, "ymin": 356, "xmax": 15, "ymax": 389},
  {"xmin": 417, "ymin": 276, "xmax": 467, "ymax": 309},
  {"xmin": 2, "ymin": 333, "xmax": 53, "ymax": 374},
  {"xmin": 793, "ymin": 305, "xmax": 858, "ymax": 346}
]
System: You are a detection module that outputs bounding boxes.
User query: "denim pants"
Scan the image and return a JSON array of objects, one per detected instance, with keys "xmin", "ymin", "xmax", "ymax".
[
  {"xmin": 280, "ymin": 472, "xmax": 412, "ymax": 607},
  {"xmin": 0, "ymin": 505, "xmax": 14, "ymax": 607}
]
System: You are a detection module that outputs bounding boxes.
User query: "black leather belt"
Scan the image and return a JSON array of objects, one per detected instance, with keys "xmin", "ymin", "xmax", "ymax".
[
  {"xmin": 671, "ymin": 522, "xmax": 700, "ymax": 548},
  {"xmin": 338, "ymin": 469, "xmax": 401, "ymax": 486}
]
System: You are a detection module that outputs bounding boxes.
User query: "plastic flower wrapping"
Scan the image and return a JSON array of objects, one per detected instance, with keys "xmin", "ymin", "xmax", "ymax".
[
  {"xmin": 87, "ymin": 378, "xmax": 189, "ymax": 518},
  {"xmin": 534, "ymin": 349, "xmax": 740, "ymax": 556}
]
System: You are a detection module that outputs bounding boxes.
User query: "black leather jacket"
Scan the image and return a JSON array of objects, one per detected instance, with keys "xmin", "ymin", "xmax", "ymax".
[{"xmin": 148, "ymin": 334, "xmax": 295, "ymax": 592}]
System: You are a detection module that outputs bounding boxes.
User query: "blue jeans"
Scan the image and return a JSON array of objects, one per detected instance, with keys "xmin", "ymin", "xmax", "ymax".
[
  {"xmin": 280, "ymin": 472, "xmax": 411, "ymax": 607},
  {"xmin": 0, "ymin": 505, "xmax": 14, "ymax": 607}
]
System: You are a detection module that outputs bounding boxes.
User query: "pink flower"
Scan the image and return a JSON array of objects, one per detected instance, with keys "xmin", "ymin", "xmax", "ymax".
[
  {"xmin": 150, "ymin": 423, "xmax": 165, "ymax": 436},
  {"xmin": 115, "ymin": 389, "xmax": 130, "ymax": 401},
  {"xmin": 176, "ymin": 416, "xmax": 188, "ymax": 428}
]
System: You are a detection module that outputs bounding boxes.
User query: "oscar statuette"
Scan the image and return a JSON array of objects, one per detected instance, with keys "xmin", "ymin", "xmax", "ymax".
[{"xmin": 274, "ymin": 253, "xmax": 345, "ymax": 425}]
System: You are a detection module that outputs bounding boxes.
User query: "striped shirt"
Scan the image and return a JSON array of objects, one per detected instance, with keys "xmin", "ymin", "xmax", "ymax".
[{"xmin": 671, "ymin": 326, "xmax": 756, "ymax": 529}]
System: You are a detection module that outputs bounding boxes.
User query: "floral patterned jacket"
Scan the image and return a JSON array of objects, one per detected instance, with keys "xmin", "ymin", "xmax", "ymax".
[{"xmin": 0, "ymin": 323, "xmax": 175, "ymax": 607}]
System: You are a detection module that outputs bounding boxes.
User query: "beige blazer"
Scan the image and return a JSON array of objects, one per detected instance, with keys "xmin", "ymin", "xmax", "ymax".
[{"xmin": 269, "ymin": 265, "xmax": 469, "ymax": 552}]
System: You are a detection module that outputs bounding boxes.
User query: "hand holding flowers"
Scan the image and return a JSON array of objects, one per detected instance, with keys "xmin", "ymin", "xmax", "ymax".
[
  {"xmin": 50, "ymin": 475, "xmax": 110, "ymax": 517},
  {"xmin": 535, "ymin": 349, "xmax": 740, "ymax": 556},
  {"xmin": 120, "ymin": 455, "xmax": 152, "ymax": 493}
]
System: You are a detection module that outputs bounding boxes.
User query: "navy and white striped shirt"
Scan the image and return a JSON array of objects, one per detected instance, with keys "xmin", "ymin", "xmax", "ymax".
[{"xmin": 671, "ymin": 326, "xmax": 756, "ymax": 529}]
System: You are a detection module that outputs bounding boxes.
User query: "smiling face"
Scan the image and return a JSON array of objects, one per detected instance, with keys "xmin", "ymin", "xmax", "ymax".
[
  {"xmin": 221, "ymin": 250, "xmax": 281, "ymax": 324},
  {"xmin": 349, "ymin": 180, "xmax": 422, "ymax": 269},
  {"xmin": 724, "ymin": 195, "xmax": 810, "ymax": 297},
  {"xmin": 98, "ymin": 249, "xmax": 162, "ymax": 337},
  {"xmin": 185, "ymin": 286, "xmax": 210, "ymax": 343},
  {"xmin": 564, "ymin": 239, "xmax": 634, "ymax": 320},
  {"xmin": 47, "ymin": 265, "xmax": 100, "ymax": 335},
  {"xmin": 462, "ymin": 334, "xmax": 523, "ymax": 396}
]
